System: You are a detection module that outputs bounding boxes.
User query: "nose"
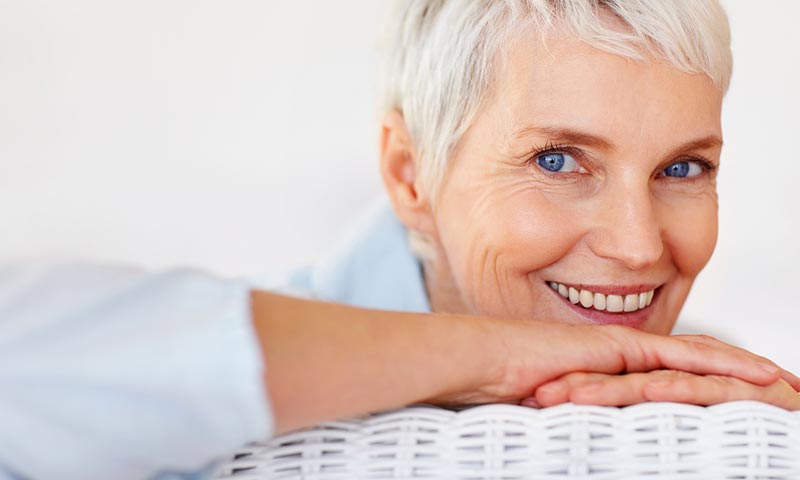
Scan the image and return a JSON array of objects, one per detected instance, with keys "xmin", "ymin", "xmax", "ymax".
[{"xmin": 587, "ymin": 185, "xmax": 664, "ymax": 271}]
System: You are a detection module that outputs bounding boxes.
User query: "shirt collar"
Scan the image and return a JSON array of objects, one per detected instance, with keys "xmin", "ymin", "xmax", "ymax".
[{"xmin": 308, "ymin": 199, "xmax": 431, "ymax": 313}]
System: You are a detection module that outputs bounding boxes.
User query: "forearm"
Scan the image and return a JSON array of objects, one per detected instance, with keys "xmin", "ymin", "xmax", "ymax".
[
  {"xmin": 250, "ymin": 291, "xmax": 502, "ymax": 435},
  {"xmin": 249, "ymin": 291, "xmax": 797, "ymax": 436}
]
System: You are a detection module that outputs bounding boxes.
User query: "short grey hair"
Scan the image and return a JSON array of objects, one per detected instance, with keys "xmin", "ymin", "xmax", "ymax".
[{"xmin": 380, "ymin": 0, "xmax": 732, "ymax": 198}]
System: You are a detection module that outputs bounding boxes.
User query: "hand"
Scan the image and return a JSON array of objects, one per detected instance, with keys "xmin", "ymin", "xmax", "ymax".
[
  {"xmin": 433, "ymin": 325, "xmax": 800, "ymax": 406},
  {"xmin": 522, "ymin": 369, "xmax": 800, "ymax": 411},
  {"xmin": 253, "ymin": 292, "xmax": 800, "ymax": 434}
]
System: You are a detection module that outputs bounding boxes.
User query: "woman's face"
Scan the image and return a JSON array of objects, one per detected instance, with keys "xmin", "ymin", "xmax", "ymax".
[{"xmin": 423, "ymin": 34, "xmax": 723, "ymax": 334}]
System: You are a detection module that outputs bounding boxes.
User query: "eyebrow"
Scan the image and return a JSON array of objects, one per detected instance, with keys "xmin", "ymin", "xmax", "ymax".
[
  {"xmin": 511, "ymin": 125, "xmax": 615, "ymax": 151},
  {"xmin": 510, "ymin": 125, "xmax": 723, "ymax": 156},
  {"xmin": 664, "ymin": 135, "xmax": 724, "ymax": 159}
]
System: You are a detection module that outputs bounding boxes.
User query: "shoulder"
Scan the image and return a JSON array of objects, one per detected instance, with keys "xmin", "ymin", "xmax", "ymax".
[{"xmin": 257, "ymin": 199, "xmax": 430, "ymax": 313}]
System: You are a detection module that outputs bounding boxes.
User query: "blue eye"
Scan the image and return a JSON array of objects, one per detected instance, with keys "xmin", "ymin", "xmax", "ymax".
[
  {"xmin": 662, "ymin": 161, "xmax": 704, "ymax": 178},
  {"xmin": 536, "ymin": 152, "xmax": 580, "ymax": 173}
]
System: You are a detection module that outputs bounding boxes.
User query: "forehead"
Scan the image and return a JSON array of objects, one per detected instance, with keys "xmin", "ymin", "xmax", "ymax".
[{"xmin": 488, "ymin": 32, "xmax": 724, "ymax": 146}]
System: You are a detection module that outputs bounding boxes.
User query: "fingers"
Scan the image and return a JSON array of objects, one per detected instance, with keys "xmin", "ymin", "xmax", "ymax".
[
  {"xmin": 533, "ymin": 371, "xmax": 678, "ymax": 408},
  {"xmin": 643, "ymin": 376, "xmax": 800, "ymax": 411},
  {"xmin": 532, "ymin": 372, "xmax": 608, "ymax": 406},
  {"xmin": 672, "ymin": 334, "xmax": 800, "ymax": 392},
  {"xmin": 524, "ymin": 370, "xmax": 800, "ymax": 412},
  {"xmin": 507, "ymin": 323, "xmax": 797, "ymax": 409},
  {"xmin": 565, "ymin": 372, "xmax": 667, "ymax": 407},
  {"xmin": 611, "ymin": 327, "xmax": 785, "ymax": 387}
]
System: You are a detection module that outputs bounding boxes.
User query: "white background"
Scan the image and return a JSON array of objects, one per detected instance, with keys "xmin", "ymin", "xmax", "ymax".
[{"xmin": 0, "ymin": 1, "xmax": 798, "ymax": 370}]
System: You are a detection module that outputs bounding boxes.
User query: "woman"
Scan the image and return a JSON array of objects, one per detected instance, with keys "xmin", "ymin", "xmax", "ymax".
[
  {"xmin": 266, "ymin": 0, "xmax": 800, "ymax": 431},
  {"xmin": 1, "ymin": 1, "xmax": 798, "ymax": 478}
]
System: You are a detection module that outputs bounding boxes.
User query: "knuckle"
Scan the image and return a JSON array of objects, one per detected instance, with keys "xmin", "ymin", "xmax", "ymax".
[
  {"xmin": 695, "ymin": 334, "xmax": 718, "ymax": 343},
  {"xmin": 712, "ymin": 375, "xmax": 738, "ymax": 387},
  {"xmin": 665, "ymin": 370, "xmax": 691, "ymax": 380},
  {"xmin": 755, "ymin": 355, "xmax": 776, "ymax": 366},
  {"xmin": 708, "ymin": 376, "xmax": 742, "ymax": 402},
  {"xmin": 687, "ymin": 340, "xmax": 713, "ymax": 355}
]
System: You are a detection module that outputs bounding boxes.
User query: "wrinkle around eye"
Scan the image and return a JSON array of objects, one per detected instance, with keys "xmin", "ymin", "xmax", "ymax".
[
  {"xmin": 490, "ymin": 169, "xmax": 599, "ymax": 205},
  {"xmin": 652, "ymin": 177, "xmax": 719, "ymax": 206},
  {"xmin": 489, "ymin": 154, "xmax": 601, "ymax": 200}
]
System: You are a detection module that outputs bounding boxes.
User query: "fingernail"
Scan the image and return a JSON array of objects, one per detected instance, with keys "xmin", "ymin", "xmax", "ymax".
[{"xmin": 758, "ymin": 362, "xmax": 779, "ymax": 375}]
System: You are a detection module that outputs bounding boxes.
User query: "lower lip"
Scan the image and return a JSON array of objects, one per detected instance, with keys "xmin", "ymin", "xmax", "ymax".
[{"xmin": 551, "ymin": 286, "xmax": 659, "ymax": 329}]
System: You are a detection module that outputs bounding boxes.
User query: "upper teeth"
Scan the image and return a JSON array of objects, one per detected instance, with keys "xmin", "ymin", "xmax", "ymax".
[{"xmin": 548, "ymin": 282, "xmax": 654, "ymax": 313}]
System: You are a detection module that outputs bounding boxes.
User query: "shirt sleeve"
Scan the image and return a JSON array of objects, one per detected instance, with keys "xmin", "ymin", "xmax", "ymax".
[{"xmin": 0, "ymin": 262, "xmax": 273, "ymax": 480}]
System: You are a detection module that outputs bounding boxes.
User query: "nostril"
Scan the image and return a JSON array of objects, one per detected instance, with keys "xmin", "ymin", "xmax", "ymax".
[{"xmin": 586, "ymin": 204, "xmax": 664, "ymax": 269}]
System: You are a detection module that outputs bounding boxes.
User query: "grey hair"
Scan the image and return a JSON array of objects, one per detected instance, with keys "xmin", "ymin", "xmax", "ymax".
[{"xmin": 380, "ymin": 0, "xmax": 732, "ymax": 198}]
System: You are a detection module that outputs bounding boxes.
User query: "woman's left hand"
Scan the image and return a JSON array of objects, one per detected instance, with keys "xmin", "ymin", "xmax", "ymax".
[{"xmin": 523, "ymin": 370, "xmax": 800, "ymax": 411}]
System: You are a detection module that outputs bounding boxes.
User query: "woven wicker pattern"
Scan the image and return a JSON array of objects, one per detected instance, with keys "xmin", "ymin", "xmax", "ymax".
[{"xmin": 215, "ymin": 401, "xmax": 800, "ymax": 479}]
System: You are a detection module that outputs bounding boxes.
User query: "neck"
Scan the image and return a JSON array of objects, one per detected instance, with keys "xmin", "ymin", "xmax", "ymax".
[{"xmin": 421, "ymin": 255, "xmax": 471, "ymax": 315}]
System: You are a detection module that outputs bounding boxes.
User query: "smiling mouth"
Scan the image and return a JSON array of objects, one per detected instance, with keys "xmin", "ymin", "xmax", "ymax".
[{"xmin": 548, "ymin": 281, "xmax": 656, "ymax": 313}]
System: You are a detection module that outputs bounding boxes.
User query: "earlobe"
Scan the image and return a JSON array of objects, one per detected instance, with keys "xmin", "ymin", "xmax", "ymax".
[{"xmin": 379, "ymin": 110, "xmax": 436, "ymax": 235}]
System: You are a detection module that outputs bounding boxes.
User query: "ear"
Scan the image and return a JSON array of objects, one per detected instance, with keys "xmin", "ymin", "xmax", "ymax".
[{"xmin": 379, "ymin": 110, "xmax": 437, "ymax": 236}]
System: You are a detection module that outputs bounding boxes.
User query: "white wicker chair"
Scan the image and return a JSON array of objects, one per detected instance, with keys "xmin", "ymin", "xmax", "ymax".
[{"xmin": 214, "ymin": 401, "xmax": 800, "ymax": 479}]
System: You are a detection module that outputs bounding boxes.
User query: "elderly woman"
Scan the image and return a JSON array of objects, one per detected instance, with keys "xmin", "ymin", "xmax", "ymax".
[
  {"xmin": 2, "ymin": 0, "xmax": 799, "ymax": 478},
  {"xmin": 262, "ymin": 0, "xmax": 800, "ymax": 432}
]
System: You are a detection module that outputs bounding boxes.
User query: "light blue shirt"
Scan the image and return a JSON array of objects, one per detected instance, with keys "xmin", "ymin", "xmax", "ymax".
[
  {"xmin": 0, "ymin": 264, "xmax": 271, "ymax": 480},
  {"xmin": 280, "ymin": 201, "xmax": 431, "ymax": 313},
  {"xmin": 0, "ymin": 200, "xmax": 425, "ymax": 480}
]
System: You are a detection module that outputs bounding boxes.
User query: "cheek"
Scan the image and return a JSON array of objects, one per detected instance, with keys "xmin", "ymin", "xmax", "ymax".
[
  {"xmin": 435, "ymin": 180, "xmax": 585, "ymax": 313},
  {"xmin": 649, "ymin": 199, "xmax": 717, "ymax": 335},
  {"xmin": 660, "ymin": 196, "xmax": 719, "ymax": 276}
]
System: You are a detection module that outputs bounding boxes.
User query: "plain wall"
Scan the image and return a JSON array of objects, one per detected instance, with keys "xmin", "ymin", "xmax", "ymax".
[{"xmin": 1, "ymin": 1, "xmax": 798, "ymax": 369}]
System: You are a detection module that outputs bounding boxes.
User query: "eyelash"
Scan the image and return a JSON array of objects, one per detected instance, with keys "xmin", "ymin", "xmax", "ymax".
[
  {"xmin": 657, "ymin": 156, "xmax": 717, "ymax": 183},
  {"xmin": 525, "ymin": 142, "xmax": 583, "ymax": 173},
  {"xmin": 527, "ymin": 142, "xmax": 574, "ymax": 160},
  {"xmin": 525, "ymin": 143, "xmax": 718, "ymax": 180}
]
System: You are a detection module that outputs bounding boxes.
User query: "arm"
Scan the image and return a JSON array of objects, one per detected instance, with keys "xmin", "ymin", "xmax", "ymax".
[
  {"xmin": 0, "ymin": 263, "xmax": 794, "ymax": 479},
  {"xmin": 0, "ymin": 263, "xmax": 269, "ymax": 479},
  {"xmin": 251, "ymin": 291, "xmax": 799, "ymax": 435},
  {"xmin": 252, "ymin": 291, "xmax": 500, "ymax": 434}
]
